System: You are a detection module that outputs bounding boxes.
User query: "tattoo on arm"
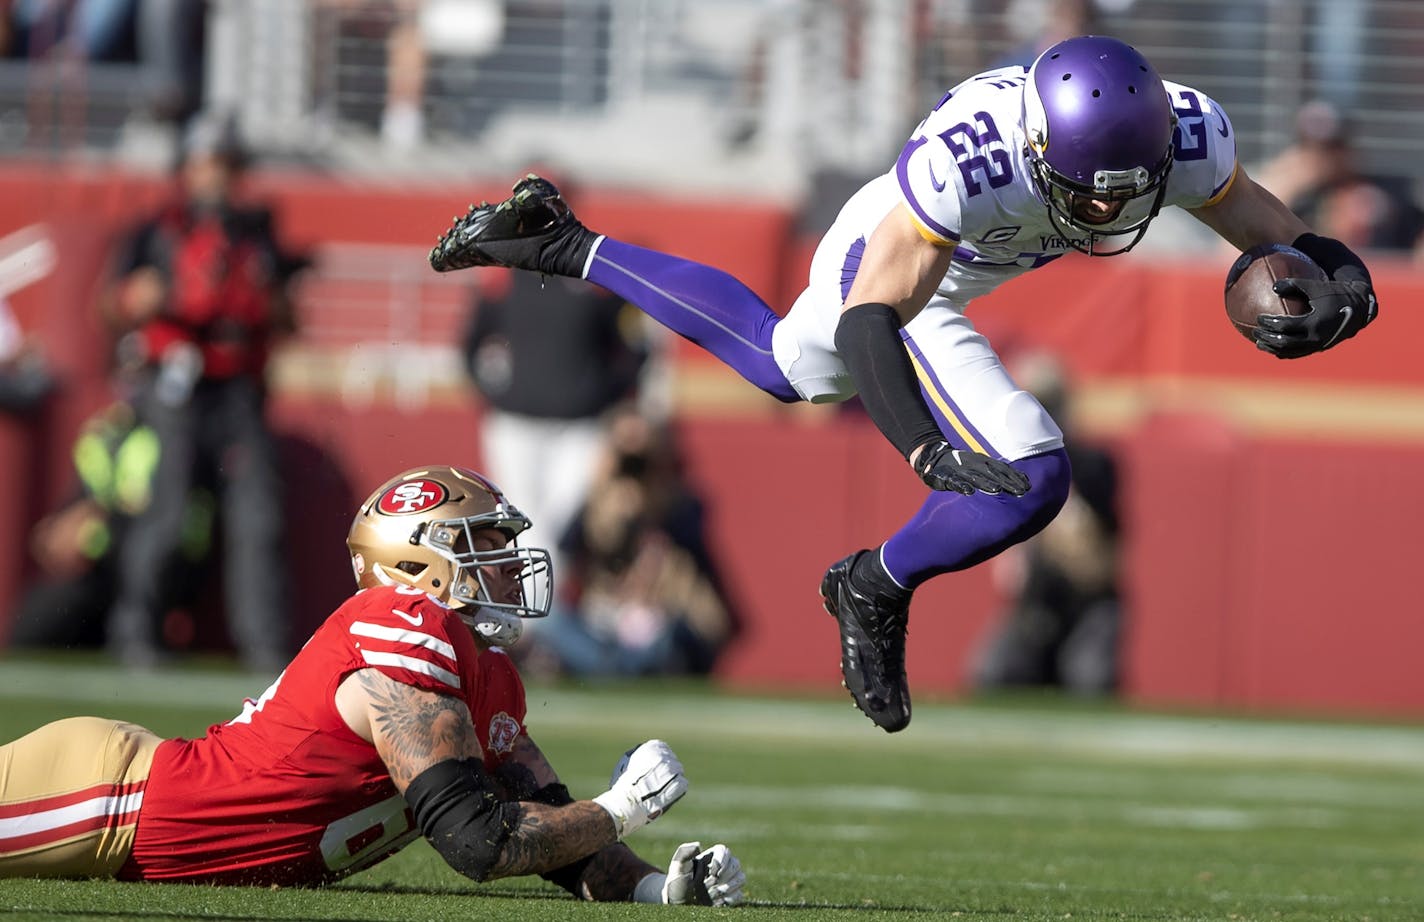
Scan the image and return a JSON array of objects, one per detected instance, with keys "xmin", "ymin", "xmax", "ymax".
[
  {"xmin": 359, "ymin": 670, "xmax": 482, "ymax": 789},
  {"xmin": 487, "ymin": 801, "xmax": 620, "ymax": 880}
]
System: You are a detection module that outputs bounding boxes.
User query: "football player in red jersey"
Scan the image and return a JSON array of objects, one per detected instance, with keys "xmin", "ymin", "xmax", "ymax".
[{"xmin": 0, "ymin": 465, "xmax": 745, "ymax": 906}]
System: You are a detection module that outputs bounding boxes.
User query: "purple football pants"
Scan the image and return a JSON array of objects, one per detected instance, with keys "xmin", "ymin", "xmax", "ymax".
[{"xmin": 585, "ymin": 238, "xmax": 1071, "ymax": 589}]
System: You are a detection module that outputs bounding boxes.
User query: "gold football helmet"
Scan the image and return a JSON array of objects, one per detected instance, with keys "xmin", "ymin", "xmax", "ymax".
[{"xmin": 347, "ymin": 465, "xmax": 552, "ymax": 645}]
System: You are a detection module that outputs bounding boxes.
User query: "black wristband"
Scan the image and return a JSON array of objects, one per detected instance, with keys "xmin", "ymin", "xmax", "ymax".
[
  {"xmin": 1290, "ymin": 233, "xmax": 1372, "ymax": 285},
  {"xmin": 834, "ymin": 303, "xmax": 943, "ymax": 460}
]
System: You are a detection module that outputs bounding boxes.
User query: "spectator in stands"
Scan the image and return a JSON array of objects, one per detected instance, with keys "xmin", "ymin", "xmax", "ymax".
[
  {"xmin": 461, "ymin": 193, "xmax": 654, "ymax": 588},
  {"xmin": 100, "ymin": 111, "xmax": 305, "ymax": 672},
  {"xmin": 969, "ymin": 351, "xmax": 1121, "ymax": 696},
  {"xmin": 134, "ymin": 0, "xmax": 206, "ymax": 125},
  {"xmin": 8, "ymin": 399, "xmax": 213, "ymax": 652},
  {"xmin": 1, "ymin": 0, "xmax": 204, "ymax": 139},
  {"xmin": 993, "ymin": 0, "xmax": 1100, "ymax": 69},
  {"xmin": 531, "ymin": 403, "xmax": 739, "ymax": 679},
  {"xmin": 380, "ymin": 0, "xmax": 425, "ymax": 149},
  {"xmin": 310, "ymin": 0, "xmax": 437, "ymax": 149},
  {"xmin": 1255, "ymin": 99, "xmax": 1424, "ymax": 255},
  {"xmin": 2, "ymin": 0, "xmax": 137, "ymax": 62}
]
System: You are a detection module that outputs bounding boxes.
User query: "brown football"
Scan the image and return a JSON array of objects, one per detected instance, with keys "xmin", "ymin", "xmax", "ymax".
[{"xmin": 1223, "ymin": 244, "xmax": 1327, "ymax": 341}]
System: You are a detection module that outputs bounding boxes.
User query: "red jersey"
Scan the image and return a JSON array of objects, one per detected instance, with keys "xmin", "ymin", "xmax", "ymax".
[{"xmin": 120, "ymin": 585, "xmax": 528, "ymax": 886}]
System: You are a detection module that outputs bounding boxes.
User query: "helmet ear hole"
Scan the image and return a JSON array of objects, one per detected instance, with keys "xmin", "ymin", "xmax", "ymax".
[{"xmin": 395, "ymin": 561, "xmax": 426, "ymax": 575}]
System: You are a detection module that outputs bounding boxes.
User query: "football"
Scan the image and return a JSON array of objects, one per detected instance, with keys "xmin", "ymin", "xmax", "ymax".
[{"xmin": 1223, "ymin": 243, "xmax": 1327, "ymax": 341}]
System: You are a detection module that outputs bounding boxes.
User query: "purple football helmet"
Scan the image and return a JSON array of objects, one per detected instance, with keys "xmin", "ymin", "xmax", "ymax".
[{"xmin": 1023, "ymin": 35, "xmax": 1177, "ymax": 255}]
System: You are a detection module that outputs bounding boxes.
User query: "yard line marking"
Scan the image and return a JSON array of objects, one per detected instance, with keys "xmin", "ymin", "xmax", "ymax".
[
  {"xmin": 2, "ymin": 661, "xmax": 1421, "ymax": 770},
  {"xmin": 674, "ymin": 782, "xmax": 1348, "ymax": 831}
]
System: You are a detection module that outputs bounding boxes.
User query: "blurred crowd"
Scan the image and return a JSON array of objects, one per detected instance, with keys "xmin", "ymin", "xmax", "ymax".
[
  {"xmin": 1254, "ymin": 99, "xmax": 1424, "ymax": 259},
  {"xmin": 0, "ymin": 89, "xmax": 743, "ymax": 676},
  {"xmin": 7, "ymin": 111, "xmax": 303, "ymax": 672},
  {"xmin": 0, "ymin": 0, "xmax": 207, "ymax": 126}
]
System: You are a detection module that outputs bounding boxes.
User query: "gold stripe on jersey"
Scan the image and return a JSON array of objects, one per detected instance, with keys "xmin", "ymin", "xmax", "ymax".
[
  {"xmin": 1203, "ymin": 162, "xmax": 1239, "ymax": 206},
  {"xmin": 907, "ymin": 349, "xmax": 989, "ymax": 456},
  {"xmin": 907, "ymin": 211, "xmax": 960, "ymax": 247}
]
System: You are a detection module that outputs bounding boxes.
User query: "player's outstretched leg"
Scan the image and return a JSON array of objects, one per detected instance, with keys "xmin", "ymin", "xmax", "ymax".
[
  {"xmin": 822, "ymin": 448, "xmax": 1071, "ymax": 732},
  {"xmin": 429, "ymin": 175, "xmax": 598, "ymax": 276},
  {"xmin": 430, "ymin": 175, "xmax": 797, "ymax": 402}
]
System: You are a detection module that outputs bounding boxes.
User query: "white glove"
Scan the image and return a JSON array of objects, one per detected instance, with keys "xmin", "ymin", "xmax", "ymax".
[
  {"xmin": 591, "ymin": 739, "xmax": 687, "ymax": 838},
  {"xmin": 661, "ymin": 841, "xmax": 746, "ymax": 906}
]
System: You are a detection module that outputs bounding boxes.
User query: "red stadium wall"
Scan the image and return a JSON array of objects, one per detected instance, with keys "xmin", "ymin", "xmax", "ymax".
[{"xmin": 1, "ymin": 164, "xmax": 1421, "ymax": 718}]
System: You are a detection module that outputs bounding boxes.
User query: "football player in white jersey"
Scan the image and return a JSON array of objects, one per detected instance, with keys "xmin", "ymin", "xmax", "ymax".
[{"xmin": 429, "ymin": 35, "xmax": 1379, "ymax": 734}]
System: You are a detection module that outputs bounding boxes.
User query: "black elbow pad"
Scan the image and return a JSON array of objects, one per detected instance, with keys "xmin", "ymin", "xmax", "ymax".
[{"xmin": 404, "ymin": 758, "xmax": 521, "ymax": 881}]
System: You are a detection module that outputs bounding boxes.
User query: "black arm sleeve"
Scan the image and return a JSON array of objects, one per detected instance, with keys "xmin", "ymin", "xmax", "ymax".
[
  {"xmin": 404, "ymin": 758, "xmax": 522, "ymax": 882},
  {"xmin": 834, "ymin": 303, "xmax": 943, "ymax": 459},
  {"xmin": 1291, "ymin": 232, "xmax": 1372, "ymax": 285}
]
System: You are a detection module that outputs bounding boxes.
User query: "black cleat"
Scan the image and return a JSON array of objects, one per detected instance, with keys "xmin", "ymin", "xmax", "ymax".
[
  {"xmin": 429, "ymin": 174, "xmax": 599, "ymax": 276},
  {"xmin": 821, "ymin": 551, "xmax": 912, "ymax": 733}
]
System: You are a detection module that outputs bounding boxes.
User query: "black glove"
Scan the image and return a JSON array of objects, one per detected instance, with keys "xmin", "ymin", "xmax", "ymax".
[
  {"xmin": 1257, "ymin": 275, "xmax": 1378, "ymax": 359},
  {"xmin": 913, "ymin": 440, "xmax": 1030, "ymax": 496}
]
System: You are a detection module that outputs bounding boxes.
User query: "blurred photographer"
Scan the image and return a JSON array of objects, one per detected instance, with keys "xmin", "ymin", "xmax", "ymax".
[
  {"xmin": 9, "ymin": 400, "xmax": 213, "ymax": 651},
  {"xmin": 969, "ymin": 352, "xmax": 1121, "ymax": 695},
  {"xmin": 100, "ymin": 111, "xmax": 306, "ymax": 672},
  {"xmin": 529, "ymin": 404, "xmax": 738, "ymax": 679}
]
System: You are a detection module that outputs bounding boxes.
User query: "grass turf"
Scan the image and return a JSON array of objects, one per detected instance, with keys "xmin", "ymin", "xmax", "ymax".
[{"xmin": 1, "ymin": 657, "xmax": 1420, "ymax": 921}]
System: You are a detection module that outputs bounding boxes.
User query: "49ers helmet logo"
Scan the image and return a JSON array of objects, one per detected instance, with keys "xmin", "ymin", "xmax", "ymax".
[{"xmin": 378, "ymin": 479, "xmax": 448, "ymax": 515}]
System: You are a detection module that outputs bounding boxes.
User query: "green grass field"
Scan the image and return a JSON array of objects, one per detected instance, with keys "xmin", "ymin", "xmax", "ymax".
[{"xmin": 1, "ymin": 656, "xmax": 1420, "ymax": 922}]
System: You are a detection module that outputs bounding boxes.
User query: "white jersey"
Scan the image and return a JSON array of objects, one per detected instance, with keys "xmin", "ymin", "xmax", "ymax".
[
  {"xmin": 770, "ymin": 68, "xmax": 1238, "ymax": 460},
  {"xmin": 891, "ymin": 67, "xmax": 1237, "ymax": 300}
]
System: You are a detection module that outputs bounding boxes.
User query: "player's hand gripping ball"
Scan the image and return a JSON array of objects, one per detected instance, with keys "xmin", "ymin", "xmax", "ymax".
[{"xmin": 1223, "ymin": 244, "xmax": 1325, "ymax": 349}]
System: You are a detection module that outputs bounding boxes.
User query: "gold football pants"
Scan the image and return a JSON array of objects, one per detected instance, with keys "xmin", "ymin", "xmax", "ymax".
[{"xmin": 0, "ymin": 717, "xmax": 162, "ymax": 877}]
